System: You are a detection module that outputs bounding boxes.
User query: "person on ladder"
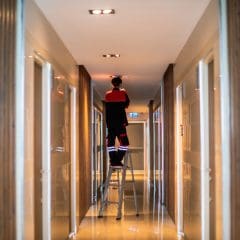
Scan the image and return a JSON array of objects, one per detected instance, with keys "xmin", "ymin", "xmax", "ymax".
[{"xmin": 105, "ymin": 76, "xmax": 130, "ymax": 167}]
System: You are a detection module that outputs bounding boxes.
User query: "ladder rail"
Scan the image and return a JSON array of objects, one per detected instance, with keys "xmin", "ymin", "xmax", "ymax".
[
  {"xmin": 116, "ymin": 161, "xmax": 128, "ymax": 220},
  {"xmin": 129, "ymin": 152, "xmax": 139, "ymax": 216},
  {"xmin": 98, "ymin": 167, "xmax": 113, "ymax": 217}
]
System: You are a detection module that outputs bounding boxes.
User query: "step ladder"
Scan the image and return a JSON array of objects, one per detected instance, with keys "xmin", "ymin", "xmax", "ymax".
[{"xmin": 98, "ymin": 151, "xmax": 139, "ymax": 220}]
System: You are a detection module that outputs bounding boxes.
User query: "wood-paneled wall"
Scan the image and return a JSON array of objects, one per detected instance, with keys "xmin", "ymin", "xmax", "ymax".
[
  {"xmin": 227, "ymin": 0, "xmax": 240, "ymax": 238},
  {"xmin": 0, "ymin": 0, "xmax": 24, "ymax": 239},
  {"xmin": 163, "ymin": 64, "xmax": 175, "ymax": 222},
  {"xmin": 93, "ymin": 88, "xmax": 103, "ymax": 112},
  {"xmin": 102, "ymin": 101, "xmax": 107, "ymax": 181},
  {"xmin": 148, "ymin": 100, "xmax": 154, "ymax": 183},
  {"xmin": 78, "ymin": 65, "xmax": 92, "ymax": 222}
]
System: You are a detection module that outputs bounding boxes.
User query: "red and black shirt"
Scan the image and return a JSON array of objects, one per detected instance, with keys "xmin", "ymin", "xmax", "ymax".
[{"xmin": 105, "ymin": 88, "xmax": 130, "ymax": 128}]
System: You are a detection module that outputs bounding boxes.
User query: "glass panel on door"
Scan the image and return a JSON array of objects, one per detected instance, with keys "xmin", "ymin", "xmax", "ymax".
[
  {"xmin": 182, "ymin": 68, "xmax": 201, "ymax": 240},
  {"xmin": 51, "ymin": 77, "xmax": 71, "ymax": 240},
  {"xmin": 96, "ymin": 110, "xmax": 103, "ymax": 195},
  {"xmin": 153, "ymin": 109, "xmax": 160, "ymax": 193},
  {"xmin": 92, "ymin": 108, "xmax": 103, "ymax": 204}
]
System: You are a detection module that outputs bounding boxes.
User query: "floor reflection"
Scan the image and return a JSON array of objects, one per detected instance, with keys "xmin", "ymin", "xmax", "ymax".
[{"xmin": 75, "ymin": 175, "xmax": 179, "ymax": 239}]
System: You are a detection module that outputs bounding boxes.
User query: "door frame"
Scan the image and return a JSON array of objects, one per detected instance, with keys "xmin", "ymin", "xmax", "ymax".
[
  {"xmin": 199, "ymin": 53, "xmax": 214, "ymax": 240},
  {"xmin": 153, "ymin": 109, "xmax": 158, "ymax": 189},
  {"xmin": 15, "ymin": 1, "xmax": 25, "ymax": 238},
  {"xmin": 176, "ymin": 84, "xmax": 184, "ymax": 237},
  {"xmin": 70, "ymin": 86, "xmax": 77, "ymax": 236},
  {"xmin": 219, "ymin": 1, "xmax": 231, "ymax": 239},
  {"xmin": 153, "ymin": 106, "xmax": 162, "ymax": 198},
  {"xmin": 199, "ymin": 59, "xmax": 210, "ymax": 240},
  {"xmin": 91, "ymin": 106, "xmax": 104, "ymax": 204},
  {"xmin": 160, "ymin": 81, "xmax": 165, "ymax": 205},
  {"xmin": 34, "ymin": 53, "xmax": 52, "ymax": 240}
]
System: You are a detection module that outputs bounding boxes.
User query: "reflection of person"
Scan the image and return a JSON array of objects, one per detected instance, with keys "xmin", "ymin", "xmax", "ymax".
[{"xmin": 105, "ymin": 77, "xmax": 130, "ymax": 166}]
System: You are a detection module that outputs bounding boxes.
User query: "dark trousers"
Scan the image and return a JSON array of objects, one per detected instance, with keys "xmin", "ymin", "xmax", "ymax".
[{"xmin": 107, "ymin": 126, "xmax": 129, "ymax": 163}]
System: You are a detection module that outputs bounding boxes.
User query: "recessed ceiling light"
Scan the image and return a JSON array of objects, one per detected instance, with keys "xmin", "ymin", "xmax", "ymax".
[
  {"xmin": 110, "ymin": 75, "xmax": 122, "ymax": 78},
  {"xmin": 89, "ymin": 9, "xmax": 115, "ymax": 15},
  {"xmin": 102, "ymin": 54, "xmax": 120, "ymax": 58},
  {"xmin": 91, "ymin": 9, "xmax": 102, "ymax": 15},
  {"xmin": 103, "ymin": 54, "xmax": 111, "ymax": 58},
  {"xmin": 103, "ymin": 9, "xmax": 114, "ymax": 14}
]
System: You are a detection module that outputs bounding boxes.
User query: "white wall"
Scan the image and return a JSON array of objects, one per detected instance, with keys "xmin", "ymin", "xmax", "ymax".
[
  {"xmin": 174, "ymin": 0, "xmax": 222, "ymax": 239},
  {"xmin": 25, "ymin": 0, "xmax": 78, "ymax": 86},
  {"xmin": 174, "ymin": 0, "xmax": 219, "ymax": 85},
  {"xmin": 24, "ymin": 0, "xmax": 79, "ymax": 238}
]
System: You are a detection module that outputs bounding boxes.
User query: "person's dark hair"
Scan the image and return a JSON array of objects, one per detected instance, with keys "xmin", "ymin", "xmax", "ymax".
[{"xmin": 111, "ymin": 77, "xmax": 122, "ymax": 87}]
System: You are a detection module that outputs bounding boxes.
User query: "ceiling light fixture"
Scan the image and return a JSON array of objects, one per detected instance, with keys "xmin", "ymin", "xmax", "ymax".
[
  {"xmin": 89, "ymin": 9, "xmax": 115, "ymax": 15},
  {"xmin": 102, "ymin": 9, "xmax": 114, "ymax": 14},
  {"xmin": 91, "ymin": 9, "xmax": 102, "ymax": 15},
  {"xmin": 102, "ymin": 54, "xmax": 120, "ymax": 58},
  {"xmin": 103, "ymin": 54, "xmax": 111, "ymax": 58},
  {"xmin": 110, "ymin": 75, "xmax": 122, "ymax": 78}
]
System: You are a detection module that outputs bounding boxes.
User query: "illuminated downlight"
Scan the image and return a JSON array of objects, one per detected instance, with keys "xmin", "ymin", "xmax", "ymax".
[
  {"xmin": 102, "ymin": 54, "xmax": 120, "ymax": 58},
  {"xmin": 89, "ymin": 9, "xmax": 115, "ymax": 15},
  {"xmin": 103, "ymin": 9, "xmax": 114, "ymax": 14},
  {"xmin": 91, "ymin": 9, "xmax": 102, "ymax": 15}
]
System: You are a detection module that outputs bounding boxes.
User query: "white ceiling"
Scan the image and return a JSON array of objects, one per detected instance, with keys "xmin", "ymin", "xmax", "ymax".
[{"xmin": 34, "ymin": 0, "xmax": 210, "ymax": 112}]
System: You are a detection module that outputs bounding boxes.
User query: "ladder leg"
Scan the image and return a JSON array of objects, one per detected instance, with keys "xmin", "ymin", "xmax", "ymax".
[
  {"xmin": 116, "ymin": 154, "xmax": 128, "ymax": 220},
  {"xmin": 98, "ymin": 167, "xmax": 113, "ymax": 217},
  {"xmin": 117, "ymin": 170, "xmax": 121, "ymax": 197},
  {"xmin": 116, "ymin": 166, "xmax": 127, "ymax": 220},
  {"xmin": 129, "ymin": 154, "xmax": 139, "ymax": 216}
]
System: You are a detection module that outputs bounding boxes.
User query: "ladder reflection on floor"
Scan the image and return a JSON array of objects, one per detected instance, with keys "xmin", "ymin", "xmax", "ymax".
[{"xmin": 98, "ymin": 151, "xmax": 139, "ymax": 220}]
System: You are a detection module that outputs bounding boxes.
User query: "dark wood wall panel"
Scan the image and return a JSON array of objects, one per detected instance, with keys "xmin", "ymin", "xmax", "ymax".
[
  {"xmin": 163, "ymin": 64, "xmax": 175, "ymax": 222},
  {"xmin": 102, "ymin": 102, "xmax": 107, "ymax": 181},
  {"xmin": 78, "ymin": 65, "xmax": 92, "ymax": 222},
  {"xmin": 93, "ymin": 88, "xmax": 103, "ymax": 112},
  {"xmin": 148, "ymin": 100, "xmax": 154, "ymax": 183},
  {"xmin": 153, "ymin": 88, "xmax": 161, "ymax": 110},
  {"xmin": 0, "ymin": 0, "xmax": 19, "ymax": 239},
  {"xmin": 227, "ymin": 0, "xmax": 240, "ymax": 238}
]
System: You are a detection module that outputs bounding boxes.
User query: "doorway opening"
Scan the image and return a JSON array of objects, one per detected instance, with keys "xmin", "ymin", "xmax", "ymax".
[{"xmin": 127, "ymin": 121, "xmax": 146, "ymax": 176}]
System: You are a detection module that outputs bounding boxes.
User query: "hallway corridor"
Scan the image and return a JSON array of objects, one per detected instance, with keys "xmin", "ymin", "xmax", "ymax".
[
  {"xmin": 76, "ymin": 176, "xmax": 179, "ymax": 240},
  {"xmin": 2, "ymin": 0, "xmax": 240, "ymax": 239}
]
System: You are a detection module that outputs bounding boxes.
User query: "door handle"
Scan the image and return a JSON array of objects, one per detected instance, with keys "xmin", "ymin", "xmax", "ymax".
[{"xmin": 180, "ymin": 124, "xmax": 184, "ymax": 136}]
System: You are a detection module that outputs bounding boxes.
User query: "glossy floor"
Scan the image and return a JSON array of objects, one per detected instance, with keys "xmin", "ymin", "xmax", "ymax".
[{"xmin": 75, "ymin": 175, "xmax": 180, "ymax": 240}]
